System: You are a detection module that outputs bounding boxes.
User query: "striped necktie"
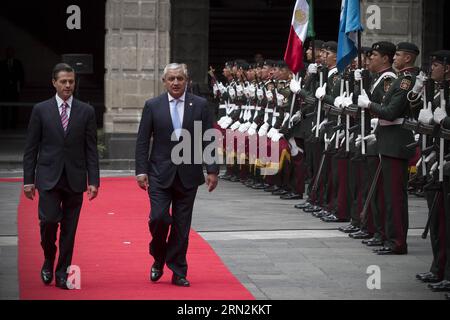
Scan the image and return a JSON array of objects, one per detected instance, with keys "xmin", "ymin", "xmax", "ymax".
[{"xmin": 61, "ymin": 102, "xmax": 69, "ymax": 132}]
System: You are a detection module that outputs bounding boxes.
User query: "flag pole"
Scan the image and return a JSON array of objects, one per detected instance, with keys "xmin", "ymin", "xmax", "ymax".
[{"xmin": 357, "ymin": 0, "xmax": 365, "ymax": 155}]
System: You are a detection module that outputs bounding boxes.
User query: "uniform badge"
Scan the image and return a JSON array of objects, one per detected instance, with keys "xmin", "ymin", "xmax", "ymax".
[
  {"xmin": 400, "ymin": 79, "xmax": 411, "ymax": 91},
  {"xmin": 384, "ymin": 79, "xmax": 392, "ymax": 92}
]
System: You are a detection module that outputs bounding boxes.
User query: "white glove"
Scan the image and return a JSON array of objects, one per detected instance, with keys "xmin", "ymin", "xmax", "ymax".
[
  {"xmin": 315, "ymin": 83, "xmax": 327, "ymax": 100},
  {"xmin": 291, "ymin": 111, "xmax": 301, "ymax": 125},
  {"xmin": 271, "ymin": 132, "xmax": 283, "ymax": 142},
  {"xmin": 257, "ymin": 88, "xmax": 264, "ymax": 101},
  {"xmin": 357, "ymin": 89, "xmax": 371, "ymax": 109},
  {"xmin": 218, "ymin": 83, "xmax": 226, "ymax": 94},
  {"xmin": 220, "ymin": 117, "xmax": 233, "ymax": 129},
  {"xmin": 334, "ymin": 95, "xmax": 345, "ymax": 108},
  {"xmin": 417, "ymin": 102, "xmax": 433, "ymax": 124},
  {"xmin": 248, "ymin": 84, "xmax": 256, "ymax": 98},
  {"xmin": 230, "ymin": 121, "xmax": 242, "ymax": 131},
  {"xmin": 364, "ymin": 134, "xmax": 376, "ymax": 144},
  {"xmin": 433, "ymin": 106, "xmax": 447, "ymax": 125},
  {"xmin": 370, "ymin": 118, "xmax": 379, "ymax": 133},
  {"xmin": 342, "ymin": 93, "xmax": 354, "ymax": 108},
  {"xmin": 258, "ymin": 122, "xmax": 270, "ymax": 136},
  {"xmin": 308, "ymin": 63, "xmax": 318, "ymax": 74},
  {"xmin": 289, "ymin": 78, "xmax": 301, "ymax": 94},
  {"xmin": 228, "ymin": 87, "xmax": 236, "ymax": 100},
  {"xmin": 276, "ymin": 93, "xmax": 285, "ymax": 107},
  {"xmin": 238, "ymin": 122, "xmax": 247, "ymax": 132},
  {"xmin": 247, "ymin": 122, "xmax": 258, "ymax": 136},
  {"xmin": 354, "ymin": 69, "xmax": 362, "ymax": 82},
  {"xmin": 243, "ymin": 86, "xmax": 250, "ymax": 99},
  {"xmin": 412, "ymin": 71, "xmax": 427, "ymax": 94},
  {"xmin": 236, "ymin": 84, "xmax": 244, "ymax": 97},
  {"xmin": 265, "ymin": 90, "xmax": 273, "ymax": 102},
  {"xmin": 267, "ymin": 127, "xmax": 277, "ymax": 139},
  {"xmin": 218, "ymin": 115, "xmax": 227, "ymax": 126},
  {"xmin": 213, "ymin": 83, "xmax": 220, "ymax": 96}
]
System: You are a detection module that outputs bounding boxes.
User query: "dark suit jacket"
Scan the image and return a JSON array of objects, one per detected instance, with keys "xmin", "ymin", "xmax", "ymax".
[
  {"xmin": 135, "ymin": 92, "xmax": 219, "ymax": 189},
  {"xmin": 23, "ymin": 97, "xmax": 100, "ymax": 193}
]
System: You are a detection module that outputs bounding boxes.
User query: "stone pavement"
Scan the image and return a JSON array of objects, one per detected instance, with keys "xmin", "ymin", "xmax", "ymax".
[{"xmin": 0, "ymin": 169, "xmax": 445, "ymax": 300}]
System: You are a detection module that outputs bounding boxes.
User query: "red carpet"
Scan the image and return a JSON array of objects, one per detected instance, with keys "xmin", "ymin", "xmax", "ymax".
[{"xmin": 17, "ymin": 177, "xmax": 254, "ymax": 300}]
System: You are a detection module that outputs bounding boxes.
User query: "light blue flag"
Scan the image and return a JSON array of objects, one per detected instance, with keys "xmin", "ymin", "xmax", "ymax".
[{"xmin": 337, "ymin": 0, "xmax": 364, "ymax": 72}]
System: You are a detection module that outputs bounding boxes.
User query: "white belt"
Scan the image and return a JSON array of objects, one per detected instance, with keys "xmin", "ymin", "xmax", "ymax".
[
  {"xmin": 219, "ymin": 104, "xmax": 227, "ymax": 109},
  {"xmin": 265, "ymin": 109, "xmax": 274, "ymax": 113},
  {"xmin": 379, "ymin": 118, "xmax": 404, "ymax": 126}
]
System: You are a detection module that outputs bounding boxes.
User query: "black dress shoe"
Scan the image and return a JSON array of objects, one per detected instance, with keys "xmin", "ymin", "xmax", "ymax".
[
  {"xmin": 55, "ymin": 277, "xmax": 70, "ymax": 290},
  {"xmin": 150, "ymin": 262, "xmax": 164, "ymax": 282},
  {"xmin": 172, "ymin": 274, "xmax": 190, "ymax": 287},
  {"xmin": 272, "ymin": 189, "xmax": 288, "ymax": 196},
  {"xmin": 312, "ymin": 210, "xmax": 328, "ymax": 218},
  {"xmin": 303, "ymin": 205, "xmax": 322, "ymax": 213},
  {"xmin": 40, "ymin": 259, "xmax": 54, "ymax": 285},
  {"xmin": 349, "ymin": 230, "xmax": 371, "ymax": 239},
  {"xmin": 416, "ymin": 272, "xmax": 441, "ymax": 283},
  {"xmin": 339, "ymin": 224, "xmax": 359, "ymax": 233},
  {"xmin": 252, "ymin": 183, "xmax": 268, "ymax": 189},
  {"xmin": 294, "ymin": 201, "xmax": 311, "ymax": 209},
  {"xmin": 428, "ymin": 280, "xmax": 450, "ymax": 292},
  {"xmin": 364, "ymin": 238, "xmax": 384, "ymax": 246},
  {"xmin": 280, "ymin": 192, "xmax": 303, "ymax": 200},
  {"xmin": 338, "ymin": 224, "xmax": 353, "ymax": 232},
  {"xmin": 373, "ymin": 246, "xmax": 407, "ymax": 255},
  {"xmin": 263, "ymin": 185, "xmax": 279, "ymax": 192},
  {"xmin": 321, "ymin": 214, "xmax": 348, "ymax": 222}
]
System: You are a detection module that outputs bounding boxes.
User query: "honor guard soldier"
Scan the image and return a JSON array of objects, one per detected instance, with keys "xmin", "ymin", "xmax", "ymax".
[
  {"xmin": 358, "ymin": 42, "xmax": 420, "ymax": 255},
  {"xmin": 413, "ymin": 50, "xmax": 450, "ymax": 293}
]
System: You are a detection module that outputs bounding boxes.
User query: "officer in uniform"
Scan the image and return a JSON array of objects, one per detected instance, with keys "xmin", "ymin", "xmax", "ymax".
[
  {"xmin": 350, "ymin": 42, "xmax": 398, "ymax": 246},
  {"xmin": 291, "ymin": 40, "xmax": 324, "ymax": 209},
  {"xmin": 311, "ymin": 41, "xmax": 344, "ymax": 221},
  {"xmin": 358, "ymin": 42, "xmax": 420, "ymax": 255},
  {"xmin": 412, "ymin": 50, "xmax": 450, "ymax": 293}
]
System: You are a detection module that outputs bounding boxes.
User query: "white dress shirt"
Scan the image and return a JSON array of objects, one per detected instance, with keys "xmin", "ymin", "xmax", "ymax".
[
  {"xmin": 168, "ymin": 92, "xmax": 185, "ymax": 126},
  {"xmin": 55, "ymin": 94, "xmax": 73, "ymax": 119}
]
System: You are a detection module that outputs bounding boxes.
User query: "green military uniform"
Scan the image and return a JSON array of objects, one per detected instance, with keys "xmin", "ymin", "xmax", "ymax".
[
  {"xmin": 368, "ymin": 42, "xmax": 419, "ymax": 255},
  {"xmin": 413, "ymin": 50, "xmax": 450, "ymax": 291},
  {"xmin": 354, "ymin": 42, "xmax": 398, "ymax": 244}
]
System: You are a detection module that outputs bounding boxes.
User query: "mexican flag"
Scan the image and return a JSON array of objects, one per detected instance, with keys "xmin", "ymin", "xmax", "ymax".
[{"xmin": 284, "ymin": 0, "xmax": 315, "ymax": 74}]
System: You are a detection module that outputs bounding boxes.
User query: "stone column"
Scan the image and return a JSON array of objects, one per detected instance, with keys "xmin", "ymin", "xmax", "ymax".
[
  {"xmin": 361, "ymin": 0, "xmax": 423, "ymax": 66},
  {"xmin": 104, "ymin": 0, "xmax": 170, "ymax": 159}
]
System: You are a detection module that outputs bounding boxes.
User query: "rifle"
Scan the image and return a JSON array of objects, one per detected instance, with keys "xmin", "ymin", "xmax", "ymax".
[{"xmin": 315, "ymin": 67, "xmax": 328, "ymax": 138}]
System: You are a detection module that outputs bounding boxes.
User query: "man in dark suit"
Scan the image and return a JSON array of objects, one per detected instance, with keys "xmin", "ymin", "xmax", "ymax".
[
  {"xmin": 135, "ymin": 63, "xmax": 219, "ymax": 287},
  {"xmin": 23, "ymin": 63, "xmax": 99, "ymax": 289}
]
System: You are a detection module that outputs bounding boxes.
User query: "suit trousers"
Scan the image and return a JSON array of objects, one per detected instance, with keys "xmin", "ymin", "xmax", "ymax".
[
  {"xmin": 148, "ymin": 172, "xmax": 198, "ymax": 277},
  {"xmin": 37, "ymin": 170, "xmax": 83, "ymax": 280}
]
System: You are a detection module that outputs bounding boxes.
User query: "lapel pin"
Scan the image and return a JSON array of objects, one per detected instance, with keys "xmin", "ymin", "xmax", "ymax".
[{"xmin": 189, "ymin": 102, "xmax": 193, "ymax": 106}]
